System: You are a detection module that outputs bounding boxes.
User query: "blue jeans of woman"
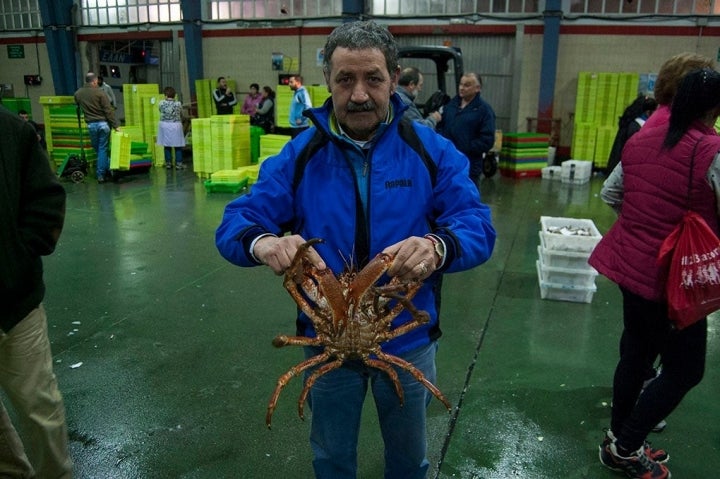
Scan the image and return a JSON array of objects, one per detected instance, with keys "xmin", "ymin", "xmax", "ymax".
[
  {"xmin": 304, "ymin": 341, "xmax": 438, "ymax": 479},
  {"xmin": 87, "ymin": 121, "xmax": 111, "ymax": 179},
  {"xmin": 164, "ymin": 146, "xmax": 183, "ymax": 166},
  {"xmin": 612, "ymin": 286, "xmax": 706, "ymax": 452}
]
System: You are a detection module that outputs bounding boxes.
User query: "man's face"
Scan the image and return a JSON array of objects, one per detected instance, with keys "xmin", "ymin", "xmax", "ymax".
[
  {"xmin": 411, "ymin": 74, "xmax": 424, "ymax": 99},
  {"xmin": 325, "ymin": 47, "xmax": 398, "ymax": 141},
  {"xmin": 19, "ymin": 112, "xmax": 29, "ymax": 121},
  {"xmin": 218, "ymin": 79, "xmax": 227, "ymax": 90},
  {"xmin": 289, "ymin": 77, "xmax": 299, "ymax": 91},
  {"xmin": 459, "ymin": 74, "xmax": 481, "ymax": 103}
]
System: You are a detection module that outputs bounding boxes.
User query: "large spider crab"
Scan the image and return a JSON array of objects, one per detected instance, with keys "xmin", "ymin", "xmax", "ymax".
[{"xmin": 266, "ymin": 238, "xmax": 452, "ymax": 428}]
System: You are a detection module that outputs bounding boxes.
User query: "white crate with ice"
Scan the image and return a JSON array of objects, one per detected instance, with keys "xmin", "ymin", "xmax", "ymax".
[
  {"xmin": 539, "ymin": 216, "xmax": 602, "ymax": 253},
  {"xmin": 536, "ymin": 257, "xmax": 597, "ymax": 288},
  {"xmin": 537, "ymin": 242, "xmax": 596, "ymax": 272},
  {"xmin": 561, "ymin": 160, "xmax": 592, "ymax": 185},
  {"xmin": 536, "ymin": 260, "xmax": 597, "ymax": 303}
]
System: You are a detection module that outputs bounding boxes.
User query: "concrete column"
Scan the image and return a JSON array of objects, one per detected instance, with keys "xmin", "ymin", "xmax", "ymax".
[
  {"xmin": 180, "ymin": 0, "xmax": 204, "ymax": 110},
  {"xmin": 38, "ymin": 0, "xmax": 78, "ymax": 95},
  {"xmin": 537, "ymin": 0, "xmax": 562, "ymax": 136}
]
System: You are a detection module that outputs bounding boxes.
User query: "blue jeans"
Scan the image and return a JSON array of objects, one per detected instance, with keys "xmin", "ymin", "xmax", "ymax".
[
  {"xmin": 304, "ymin": 342, "xmax": 438, "ymax": 479},
  {"xmin": 87, "ymin": 121, "xmax": 111, "ymax": 178},
  {"xmin": 164, "ymin": 147, "xmax": 183, "ymax": 165}
]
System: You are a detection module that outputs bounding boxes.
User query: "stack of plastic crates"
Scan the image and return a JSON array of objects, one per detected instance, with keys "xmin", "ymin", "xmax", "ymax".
[
  {"xmin": 204, "ymin": 169, "xmax": 249, "ymax": 194},
  {"xmin": 274, "ymin": 85, "xmax": 293, "ymax": 129},
  {"xmin": 210, "ymin": 114, "xmax": 251, "ymax": 172},
  {"xmin": 39, "ymin": 96, "xmax": 96, "ymax": 167},
  {"xmin": 110, "ymin": 127, "xmax": 152, "ymax": 171},
  {"xmin": 190, "ymin": 118, "xmax": 212, "ymax": 176},
  {"xmin": 499, "ymin": 132, "xmax": 549, "ymax": 178},
  {"xmin": 536, "ymin": 216, "xmax": 602, "ymax": 303}
]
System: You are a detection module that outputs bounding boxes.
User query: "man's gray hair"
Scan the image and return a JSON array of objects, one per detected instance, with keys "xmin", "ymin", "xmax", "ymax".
[
  {"xmin": 398, "ymin": 67, "xmax": 421, "ymax": 87},
  {"xmin": 322, "ymin": 21, "xmax": 399, "ymax": 77},
  {"xmin": 464, "ymin": 72, "xmax": 483, "ymax": 88},
  {"xmin": 85, "ymin": 72, "xmax": 97, "ymax": 83}
]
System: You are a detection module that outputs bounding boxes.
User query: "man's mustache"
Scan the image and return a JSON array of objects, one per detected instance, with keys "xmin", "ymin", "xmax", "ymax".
[{"xmin": 347, "ymin": 101, "xmax": 375, "ymax": 112}]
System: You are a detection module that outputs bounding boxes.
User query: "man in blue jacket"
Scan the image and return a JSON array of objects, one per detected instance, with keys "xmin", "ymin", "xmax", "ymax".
[
  {"xmin": 216, "ymin": 20, "xmax": 495, "ymax": 479},
  {"xmin": 438, "ymin": 72, "xmax": 496, "ymax": 183},
  {"xmin": 288, "ymin": 75, "xmax": 312, "ymax": 137}
]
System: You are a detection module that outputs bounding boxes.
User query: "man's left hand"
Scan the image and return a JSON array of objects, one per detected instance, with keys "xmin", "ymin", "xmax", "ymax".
[{"xmin": 382, "ymin": 236, "xmax": 437, "ymax": 281}]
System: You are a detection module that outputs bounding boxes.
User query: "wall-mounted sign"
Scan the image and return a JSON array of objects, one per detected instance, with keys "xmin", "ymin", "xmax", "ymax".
[{"xmin": 7, "ymin": 45, "xmax": 24, "ymax": 59}]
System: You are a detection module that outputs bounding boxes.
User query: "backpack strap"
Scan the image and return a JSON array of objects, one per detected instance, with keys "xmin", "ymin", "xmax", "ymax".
[
  {"xmin": 292, "ymin": 129, "xmax": 330, "ymax": 192},
  {"xmin": 398, "ymin": 117, "xmax": 438, "ymax": 187}
]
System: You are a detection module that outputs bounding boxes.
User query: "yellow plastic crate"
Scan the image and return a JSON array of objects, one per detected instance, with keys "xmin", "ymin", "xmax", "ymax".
[{"xmin": 110, "ymin": 130, "xmax": 132, "ymax": 170}]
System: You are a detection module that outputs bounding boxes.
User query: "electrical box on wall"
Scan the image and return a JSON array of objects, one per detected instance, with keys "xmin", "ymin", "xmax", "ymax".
[
  {"xmin": 23, "ymin": 75, "xmax": 42, "ymax": 86},
  {"xmin": 278, "ymin": 74, "xmax": 292, "ymax": 85}
]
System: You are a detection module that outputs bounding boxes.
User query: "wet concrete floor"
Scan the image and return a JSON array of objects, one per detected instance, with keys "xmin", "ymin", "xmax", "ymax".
[{"xmin": 25, "ymin": 164, "xmax": 720, "ymax": 478}]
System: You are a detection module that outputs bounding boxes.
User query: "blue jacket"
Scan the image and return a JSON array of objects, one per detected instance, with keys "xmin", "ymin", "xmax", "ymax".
[
  {"xmin": 289, "ymin": 86, "xmax": 312, "ymax": 128},
  {"xmin": 438, "ymin": 93, "xmax": 495, "ymax": 160},
  {"xmin": 216, "ymin": 94, "xmax": 496, "ymax": 354}
]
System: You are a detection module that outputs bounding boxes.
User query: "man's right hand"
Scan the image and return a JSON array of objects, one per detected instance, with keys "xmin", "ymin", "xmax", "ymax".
[{"xmin": 253, "ymin": 235, "xmax": 326, "ymax": 275}]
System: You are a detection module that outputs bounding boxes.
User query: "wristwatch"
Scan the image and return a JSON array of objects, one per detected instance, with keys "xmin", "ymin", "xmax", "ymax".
[{"xmin": 424, "ymin": 234, "xmax": 446, "ymax": 268}]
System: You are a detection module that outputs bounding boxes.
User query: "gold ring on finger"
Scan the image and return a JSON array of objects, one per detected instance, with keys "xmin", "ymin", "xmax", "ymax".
[{"xmin": 419, "ymin": 261, "xmax": 428, "ymax": 275}]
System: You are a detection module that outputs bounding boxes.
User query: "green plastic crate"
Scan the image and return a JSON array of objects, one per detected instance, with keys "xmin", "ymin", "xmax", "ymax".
[{"xmin": 203, "ymin": 178, "xmax": 249, "ymax": 194}]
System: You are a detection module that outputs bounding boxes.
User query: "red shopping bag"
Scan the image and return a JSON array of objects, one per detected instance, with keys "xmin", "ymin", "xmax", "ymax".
[{"xmin": 657, "ymin": 211, "xmax": 720, "ymax": 329}]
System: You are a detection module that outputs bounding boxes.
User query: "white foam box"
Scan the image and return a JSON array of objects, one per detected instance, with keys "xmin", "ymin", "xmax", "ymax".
[
  {"xmin": 536, "ymin": 260, "xmax": 597, "ymax": 303},
  {"xmin": 536, "ymin": 256, "xmax": 597, "ymax": 288},
  {"xmin": 537, "ymin": 240, "xmax": 596, "ymax": 271},
  {"xmin": 539, "ymin": 216, "xmax": 602, "ymax": 253},
  {"xmin": 541, "ymin": 165, "xmax": 562, "ymax": 180},
  {"xmin": 561, "ymin": 159, "xmax": 592, "ymax": 185}
]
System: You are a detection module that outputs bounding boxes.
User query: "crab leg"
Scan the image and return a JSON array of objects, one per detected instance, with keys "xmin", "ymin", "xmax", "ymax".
[
  {"xmin": 283, "ymin": 238, "xmax": 348, "ymax": 335},
  {"xmin": 373, "ymin": 282, "xmax": 423, "ymax": 322},
  {"xmin": 266, "ymin": 351, "xmax": 331, "ymax": 428},
  {"xmin": 375, "ymin": 351, "xmax": 452, "ymax": 412},
  {"xmin": 272, "ymin": 335, "xmax": 322, "ymax": 348},
  {"xmin": 348, "ymin": 253, "xmax": 394, "ymax": 303},
  {"xmin": 364, "ymin": 357, "xmax": 405, "ymax": 405},
  {"xmin": 374, "ymin": 288, "xmax": 430, "ymax": 340},
  {"xmin": 297, "ymin": 358, "xmax": 344, "ymax": 421}
]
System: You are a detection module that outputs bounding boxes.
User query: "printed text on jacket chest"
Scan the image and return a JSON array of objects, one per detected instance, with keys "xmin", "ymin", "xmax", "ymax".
[{"xmin": 385, "ymin": 178, "xmax": 413, "ymax": 189}]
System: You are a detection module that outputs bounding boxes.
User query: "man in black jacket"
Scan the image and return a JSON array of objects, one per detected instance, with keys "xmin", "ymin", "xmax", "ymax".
[
  {"xmin": 213, "ymin": 76, "xmax": 238, "ymax": 115},
  {"xmin": 0, "ymin": 104, "xmax": 73, "ymax": 478}
]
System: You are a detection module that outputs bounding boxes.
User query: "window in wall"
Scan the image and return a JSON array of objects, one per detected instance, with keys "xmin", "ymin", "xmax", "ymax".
[
  {"xmin": 0, "ymin": 0, "xmax": 41, "ymax": 30},
  {"xmin": 206, "ymin": 0, "xmax": 340, "ymax": 19},
  {"xmin": 570, "ymin": 0, "xmax": 719, "ymax": 15},
  {"xmin": 81, "ymin": 0, "xmax": 182, "ymax": 26},
  {"xmin": 370, "ymin": 0, "xmax": 540, "ymax": 15}
]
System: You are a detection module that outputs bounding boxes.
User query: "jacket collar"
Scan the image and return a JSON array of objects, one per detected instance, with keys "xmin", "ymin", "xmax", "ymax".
[{"xmin": 305, "ymin": 93, "xmax": 408, "ymax": 143}]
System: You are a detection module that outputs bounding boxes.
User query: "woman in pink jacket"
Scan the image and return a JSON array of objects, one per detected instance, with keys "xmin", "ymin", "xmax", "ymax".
[{"xmin": 590, "ymin": 67, "xmax": 720, "ymax": 479}]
